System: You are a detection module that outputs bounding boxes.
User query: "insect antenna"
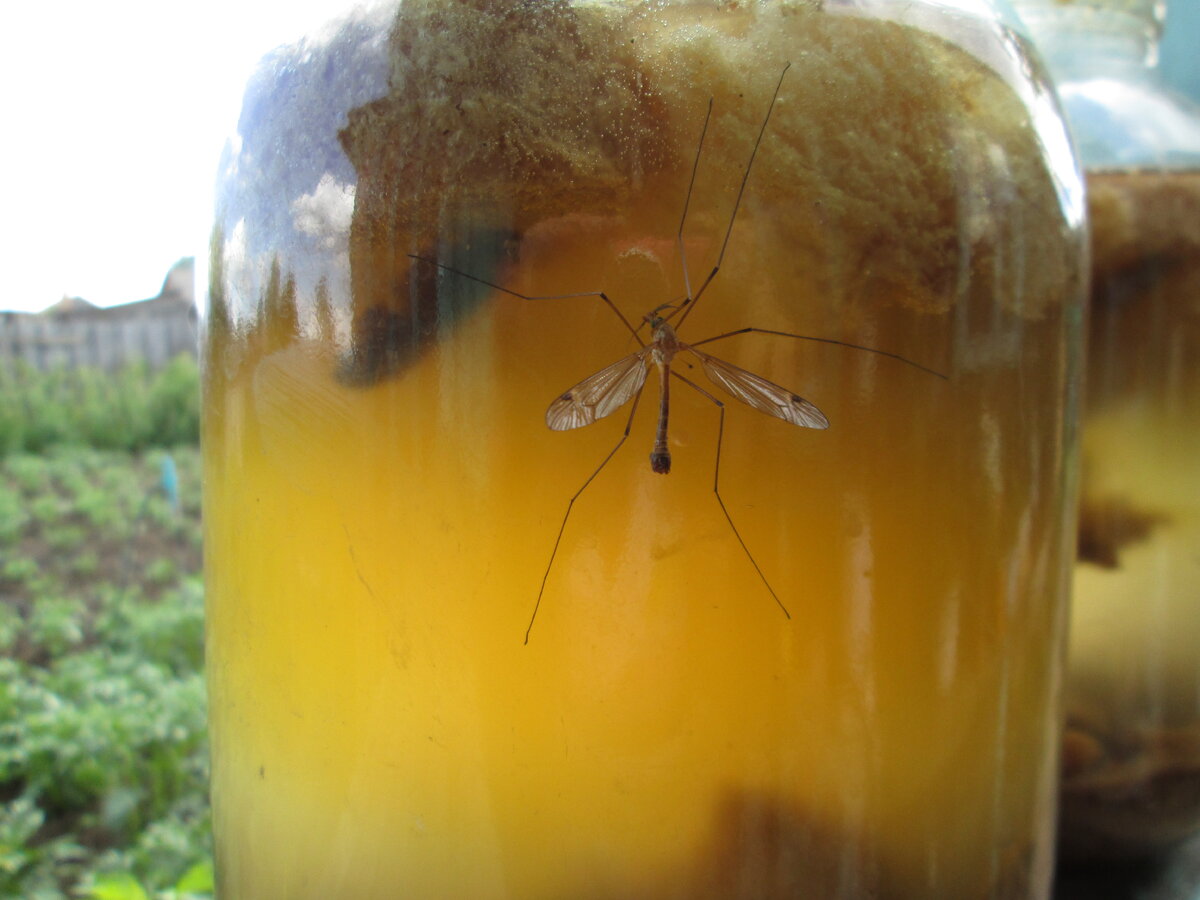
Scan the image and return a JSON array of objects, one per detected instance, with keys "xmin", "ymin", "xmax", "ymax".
[
  {"xmin": 673, "ymin": 97, "xmax": 713, "ymax": 313},
  {"xmin": 671, "ymin": 62, "xmax": 792, "ymax": 332}
]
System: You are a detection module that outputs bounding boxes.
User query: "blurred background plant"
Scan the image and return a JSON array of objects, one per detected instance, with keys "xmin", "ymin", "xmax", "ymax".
[
  {"xmin": 0, "ymin": 356, "xmax": 199, "ymax": 456},
  {"xmin": 0, "ymin": 357, "xmax": 209, "ymax": 900}
]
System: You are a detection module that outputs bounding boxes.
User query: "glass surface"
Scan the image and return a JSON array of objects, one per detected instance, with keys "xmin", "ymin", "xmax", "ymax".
[{"xmin": 202, "ymin": 1, "xmax": 1085, "ymax": 896}]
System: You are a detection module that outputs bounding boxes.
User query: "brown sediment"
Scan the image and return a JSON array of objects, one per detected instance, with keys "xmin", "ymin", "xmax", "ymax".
[
  {"xmin": 625, "ymin": 7, "xmax": 1078, "ymax": 319},
  {"xmin": 678, "ymin": 790, "xmax": 879, "ymax": 900},
  {"xmin": 1088, "ymin": 170, "xmax": 1200, "ymax": 286},
  {"xmin": 647, "ymin": 789, "xmax": 1034, "ymax": 900},
  {"xmin": 567, "ymin": 789, "xmax": 883, "ymax": 900},
  {"xmin": 335, "ymin": 0, "xmax": 1081, "ymax": 383},
  {"xmin": 1060, "ymin": 718, "xmax": 1200, "ymax": 859},
  {"xmin": 1083, "ymin": 170, "xmax": 1200, "ymax": 405},
  {"xmin": 336, "ymin": 0, "xmax": 671, "ymax": 382},
  {"xmin": 339, "ymin": 0, "xmax": 671, "ymax": 239},
  {"xmin": 1062, "ymin": 727, "xmax": 1107, "ymax": 779},
  {"xmin": 1075, "ymin": 495, "xmax": 1167, "ymax": 569}
]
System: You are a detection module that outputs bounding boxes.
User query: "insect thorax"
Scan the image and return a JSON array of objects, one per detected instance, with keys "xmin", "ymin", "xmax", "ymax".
[{"xmin": 651, "ymin": 319, "xmax": 681, "ymax": 363}]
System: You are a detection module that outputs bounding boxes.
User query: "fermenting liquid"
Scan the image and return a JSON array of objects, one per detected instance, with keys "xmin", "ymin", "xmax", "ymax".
[{"xmin": 202, "ymin": 2, "xmax": 1084, "ymax": 897}]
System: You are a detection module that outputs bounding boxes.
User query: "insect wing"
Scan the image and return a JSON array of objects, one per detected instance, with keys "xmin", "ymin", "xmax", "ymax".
[
  {"xmin": 690, "ymin": 348, "xmax": 829, "ymax": 429},
  {"xmin": 546, "ymin": 349, "xmax": 651, "ymax": 431}
]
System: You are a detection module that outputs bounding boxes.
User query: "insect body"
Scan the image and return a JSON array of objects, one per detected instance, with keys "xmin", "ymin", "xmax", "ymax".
[
  {"xmin": 546, "ymin": 311, "xmax": 830, "ymax": 475},
  {"xmin": 409, "ymin": 63, "xmax": 945, "ymax": 642}
]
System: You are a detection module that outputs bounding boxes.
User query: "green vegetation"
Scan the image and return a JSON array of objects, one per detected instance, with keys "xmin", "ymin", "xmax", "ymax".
[
  {"xmin": 0, "ymin": 357, "xmax": 200, "ymax": 457},
  {"xmin": 0, "ymin": 446, "xmax": 210, "ymax": 900}
]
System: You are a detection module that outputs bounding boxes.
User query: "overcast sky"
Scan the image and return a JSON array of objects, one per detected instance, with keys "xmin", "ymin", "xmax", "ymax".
[
  {"xmin": 0, "ymin": 0, "xmax": 355, "ymax": 313},
  {"xmin": 1, "ymin": 1, "xmax": 1197, "ymax": 314}
]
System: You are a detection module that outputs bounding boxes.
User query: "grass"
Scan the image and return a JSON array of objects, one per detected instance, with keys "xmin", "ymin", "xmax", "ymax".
[{"xmin": 0, "ymin": 445, "xmax": 211, "ymax": 900}]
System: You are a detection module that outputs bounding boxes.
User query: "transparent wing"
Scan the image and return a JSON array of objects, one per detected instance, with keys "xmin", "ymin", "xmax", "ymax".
[
  {"xmin": 689, "ymin": 347, "xmax": 829, "ymax": 429},
  {"xmin": 546, "ymin": 349, "xmax": 652, "ymax": 431}
]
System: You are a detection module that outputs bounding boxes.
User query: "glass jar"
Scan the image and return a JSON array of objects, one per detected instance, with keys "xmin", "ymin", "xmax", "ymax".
[
  {"xmin": 1012, "ymin": 0, "xmax": 1200, "ymax": 863},
  {"xmin": 201, "ymin": 1, "xmax": 1085, "ymax": 896}
]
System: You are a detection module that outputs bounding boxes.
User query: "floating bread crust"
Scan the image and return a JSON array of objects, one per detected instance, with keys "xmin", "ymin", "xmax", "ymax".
[{"xmin": 338, "ymin": 0, "xmax": 1081, "ymax": 320}]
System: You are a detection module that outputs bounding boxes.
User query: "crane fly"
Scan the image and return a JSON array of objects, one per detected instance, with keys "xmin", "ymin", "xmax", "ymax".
[{"xmin": 409, "ymin": 64, "xmax": 946, "ymax": 643}]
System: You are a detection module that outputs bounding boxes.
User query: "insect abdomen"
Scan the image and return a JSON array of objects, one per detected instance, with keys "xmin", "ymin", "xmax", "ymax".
[
  {"xmin": 651, "ymin": 359, "xmax": 672, "ymax": 474},
  {"xmin": 650, "ymin": 449, "xmax": 671, "ymax": 474}
]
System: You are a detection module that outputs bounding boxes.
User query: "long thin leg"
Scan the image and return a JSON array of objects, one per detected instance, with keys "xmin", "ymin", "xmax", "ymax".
[
  {"xmin": 670, "ymin": 370, "xmax": 791, "ymax": 620},
  {"xmin": 408, "ymin": 253, "xmax": 645, "ymax": 346},
  {"xmin": 527, "ymin": 384, "xmax": 648, "ymax": 643},
  {"xmin": 672, "ymin": 63, "xmax": 792, "ymax": 331},
  {"xmin": 690, "ymin": 327, "xmax": 948, "ymax": 380}
]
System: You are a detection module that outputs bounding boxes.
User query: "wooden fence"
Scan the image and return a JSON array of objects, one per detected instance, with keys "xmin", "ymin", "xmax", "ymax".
[
  {"xmin": 0, "ymin": 261, "xmax": 197, "ymax": 372},
  {"xmin": 1, "ymin": 307, "xmax": 196, "ymax": 372}
]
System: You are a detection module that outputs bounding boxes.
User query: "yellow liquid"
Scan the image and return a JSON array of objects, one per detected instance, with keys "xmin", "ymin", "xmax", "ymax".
[
  {"xmin": 203, "ymin": 3, "xmax": 1082, "ymax": 896},
  {"xmin": 205, "ymin": 213, "xmax": 1074, "ymax": 899}
]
